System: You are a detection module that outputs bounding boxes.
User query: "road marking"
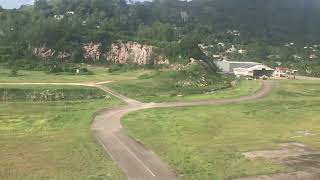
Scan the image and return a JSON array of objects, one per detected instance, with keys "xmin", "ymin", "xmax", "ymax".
[
  {"xmin": 112, "ymin": 134, "xmax": 156, "ymax": 177},
  {"xmin": 96, "ymin": 137, "xmax": 131, "ymax": 180}
]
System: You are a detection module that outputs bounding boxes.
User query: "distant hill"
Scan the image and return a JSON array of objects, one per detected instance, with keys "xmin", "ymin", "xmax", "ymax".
[{"xmin": 0, "ymin": 0, "xmax": 319, "ymax": 76}]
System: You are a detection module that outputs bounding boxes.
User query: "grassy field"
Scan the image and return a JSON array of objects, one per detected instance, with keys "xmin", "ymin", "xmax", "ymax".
[
  {"xmin": 0, "ymin": 65, "xmax": 150, "ymax": 83},
  {"xmin": 108, "ymin": 70, "xmax": 262, "ymax": 102},
  {"xmin": 122, "ymin": 80, "xmax": 320, "ymax": 180},
  {"xmin": 0, "ymin": 86, "xmax": 126, "ymax": 180}
]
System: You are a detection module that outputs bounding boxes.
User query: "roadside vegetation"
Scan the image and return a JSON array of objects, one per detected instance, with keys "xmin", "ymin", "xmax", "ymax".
[
  {"xmin": 122, "ymin": 80, "xmax": 320, "ymax": 179},
  {"xmin": 0, "ymin": 65, "xmax": 150, "ymax": 83},
  {"xmin": 0, "ymin": 86, "xmax": 125, "ymax": 180},
  {"xmin": 108, "ymin": 64, "xmax": 262, "ymax": 102},
  {"xmin": 0, "ymin": 85, "xmax": 109, "ymax": 101}
]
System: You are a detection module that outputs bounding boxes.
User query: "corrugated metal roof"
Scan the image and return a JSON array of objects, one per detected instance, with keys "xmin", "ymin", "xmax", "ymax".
[{"xmin": 234, "ymin": 65, "xmax": 274, "ymax": 71}]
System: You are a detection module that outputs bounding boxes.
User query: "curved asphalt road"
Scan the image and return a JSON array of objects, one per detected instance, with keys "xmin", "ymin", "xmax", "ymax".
[
  {"xmin": 91, "ymin": 81, "xmax": 274, "ymax": 180},
  {"xmin": 0, "ymin": 80, "xmax": 273, "ymax": 180}
]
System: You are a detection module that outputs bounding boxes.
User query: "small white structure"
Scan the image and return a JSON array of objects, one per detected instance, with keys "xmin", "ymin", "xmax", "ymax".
[
  {"xmin": 226, "ymin": 45, "xmax": 237, "ymax": 53},
  {"xmin": 310, "ymin": 54, "xmax": 318, "ymax": 59},
  {"xmin": 66, "ymin": 11, "xmax": 74, "ymax": 15},
  {"xmin": 54, "ymin": 15, "xmax": 64, "ymax": 20},
  {"xmin": 293, "ymin": 55, "xmax": 301, "ymax": 60},
  {"xmin": 226, "ymin": 29, "xmax": 241, "ymax": 36},
  {"xmin": 238, "ymin": 49, "xmax": 247, "ymax": 54},
  {"xmin": 217, "ymin": 42, "xmax": 225, "ymax": 47},
  {"xmin": 212, "ymin": 54, "xmax": 221, "ymax": 58},
  {"xmin": 233, "ymin": 65, "xmax": 274, "ymax": 77}
]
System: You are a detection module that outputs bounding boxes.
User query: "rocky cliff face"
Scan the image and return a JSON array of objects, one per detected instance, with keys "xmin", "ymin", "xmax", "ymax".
[
  {"xmin": 83, "ymin": 42, "xmax": 102, "ymax": 61},
  {"xmin": 34, "ymin": 41, "xmax": 169, "ymax": 65},
  {"xmin": 105, "ymin": 41, "xmax": 169, "ymax": 65},
  {"xmin": 33, "ymin": 47, "xmax": 71, "ymax": 59}
]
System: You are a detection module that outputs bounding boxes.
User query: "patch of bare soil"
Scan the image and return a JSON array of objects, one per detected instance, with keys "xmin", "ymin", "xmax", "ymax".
[{"xmin": 236, "ymin": 143, "xmax": 320, "ymax": 180}]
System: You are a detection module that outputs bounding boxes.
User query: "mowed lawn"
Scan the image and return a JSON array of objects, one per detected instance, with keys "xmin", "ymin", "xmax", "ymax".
[
  {"xmin": 108, "ymin": 72, "xmax": 262, "ymax": 103},
  {"xmin": 0, "ymin": 86, "xmax": 126, "ymax": 180},
  {"xmin": 0, "ymin": 65, "xmax": 150, "ymax": 83},
  {"xmin": 122, "ymin": 80, "xmax": 320, "ymax": 180}
]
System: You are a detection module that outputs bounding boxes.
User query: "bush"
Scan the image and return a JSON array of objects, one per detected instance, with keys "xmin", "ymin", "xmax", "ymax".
[
  {"xmin": 138, "ymin": 71, "xmax": 161, "ymax": 79},
  {"xmin": 108, "ymin": 64, "xmax": 123, "ymax": 73},
  {"xmin": 0, "ymin": 87, "xmax": 110, "ymax": 102},
  {"xmin": 108, "ymin": 64, "xmax": 146, "ymax": 73}
]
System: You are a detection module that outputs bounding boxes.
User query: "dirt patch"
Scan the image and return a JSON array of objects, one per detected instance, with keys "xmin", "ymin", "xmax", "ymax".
[{"xmin": 236, "ymin": 143, "xmax": 320, "ymax": 180}]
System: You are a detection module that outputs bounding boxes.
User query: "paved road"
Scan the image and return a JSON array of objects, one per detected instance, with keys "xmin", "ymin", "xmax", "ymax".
[
  {"xmin": 0, "ymin": 80, "xmax": 273, "ymax": 180},
  {"xmin": 91, "ymin": 81, "xmax": 274, "ymax": 180},
  {"xmin": 295, "ymin": 76, "xmax": 320, "ymax": 81}
]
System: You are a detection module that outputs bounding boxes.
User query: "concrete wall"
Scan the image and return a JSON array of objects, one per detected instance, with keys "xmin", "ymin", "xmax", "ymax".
[{"xmin": 215, "ymin": 61, "xmax": 231, "ymax": 73}]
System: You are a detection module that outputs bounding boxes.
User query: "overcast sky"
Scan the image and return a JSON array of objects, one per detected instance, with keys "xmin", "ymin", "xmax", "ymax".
[
  {"xmin": 0, "ymin": 0, "xmax": 150, "ymax": 9},
  {"xmin": 0, "ymin": 0, "xmax": 34, "ymax": 9}
]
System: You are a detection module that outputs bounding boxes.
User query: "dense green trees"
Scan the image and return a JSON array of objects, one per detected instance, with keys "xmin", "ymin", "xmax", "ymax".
[{"xmin": 0, "ymin": 0, "xmax": 319, "ymax": 76}]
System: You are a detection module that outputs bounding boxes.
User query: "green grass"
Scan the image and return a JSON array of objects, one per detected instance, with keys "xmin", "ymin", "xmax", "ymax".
[
  {"xmin": 122, "ymin": 80, "xmax": 320, "ymax": 180},
  {"xmin": 108, "ymin": 70, "xmax": 261, "ymax": 102},
  {"xmin": 0, "ymin": 86, "xmax": 126, "ymax": 180},
  {"xmin": 176, "ymin": 80, "xmax": 262, "ymax": 101},
  {"xmin": 0, "ymin": 65, "xmax": 150, "ymax": 83}
]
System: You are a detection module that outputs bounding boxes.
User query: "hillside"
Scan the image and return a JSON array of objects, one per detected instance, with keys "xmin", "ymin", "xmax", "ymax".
[{"xmin": 0, "ymin": 0, "xmax": 320, "ymax": 76}]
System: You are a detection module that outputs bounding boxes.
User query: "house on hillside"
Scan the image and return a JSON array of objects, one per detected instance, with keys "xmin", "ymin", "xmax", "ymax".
[
  {"xmin": 217, "ymin": 42, "xmax": 225, "ymax": 47},
  {"xmin": 212, "ymin": 54, "xmax": 221, "ymax": 58},
  {"xmin": 66, "ymin": 11, "xmax": 74, "ymax": 15},
  {"xmin": 54, "ymin": 15, "xmax": 64, "ymax": 20},
  {"xmin": 226, "ymin": 45, "xmax": 237, "ymax": 53},
  {"xmin": 310, "ymin": 54, "xmax": 318, "ymax": 59},
  {"xmin": 238, "ymin": 49, "xmax": 247, "ymax": 54}
]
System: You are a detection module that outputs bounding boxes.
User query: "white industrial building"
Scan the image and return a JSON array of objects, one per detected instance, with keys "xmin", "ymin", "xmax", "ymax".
[
  {"xmin": 233, "ymin": 65, "xmax": 274, "ymax": 77},
  {"xmin": 215, "ymin": 61, "xmax": 261, "ymax": 73},
  {"xmin": 215, "ymin": 60, "xmax": 274, "ymax": 78}
]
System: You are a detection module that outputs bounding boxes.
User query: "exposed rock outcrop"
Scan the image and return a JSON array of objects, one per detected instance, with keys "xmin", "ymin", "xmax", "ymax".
[
  {"xmin": 33, "ymin": 41, "xmax": 170, "ymax": 65},
  {"xmin": 105, "ymin": 41, "xmax": 169, "ymax": 65},
  {"xmin": 33, "ymin": 46, "xmax": 70, "ymax": 59},
  {"xmin": 83, "ymin": 42, "xmax": 102, "ymax": 61},
  {"xmin": 33, "ymin": 47, "xmax": 56, "ymax": 59}
]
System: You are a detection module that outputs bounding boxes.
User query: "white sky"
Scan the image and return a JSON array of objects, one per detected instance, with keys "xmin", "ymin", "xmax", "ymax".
[{"xmin": 0, "ymin": 0, "xmax": 34, "ymax": 9}]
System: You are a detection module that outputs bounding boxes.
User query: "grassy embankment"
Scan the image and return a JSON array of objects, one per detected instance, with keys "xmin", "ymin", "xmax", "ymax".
[
  {"xmin": 122, "ymin": 80, "xmax": 320, "ymax": 179},
  {"xmin": 0, "ymin": 85, "xmax": 126, "ymax": 180},
  {"xmin": 0, "ymin": 65, "xmax": 150, "ymax": 83},
  {"xmin": 108, "ymin": 70, "xmax": 262, "ymax": 102}
]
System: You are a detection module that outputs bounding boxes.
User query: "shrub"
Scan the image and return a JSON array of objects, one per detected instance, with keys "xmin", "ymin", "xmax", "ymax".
[{"xmin": 0, "ymin": 87, "xmax": 108, "ymax": 102}]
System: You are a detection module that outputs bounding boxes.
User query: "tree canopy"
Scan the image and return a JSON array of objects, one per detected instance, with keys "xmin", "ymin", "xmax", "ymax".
[{"xmin": 0, "ymin": 0, "xmax": 319, "ymax": 76}]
